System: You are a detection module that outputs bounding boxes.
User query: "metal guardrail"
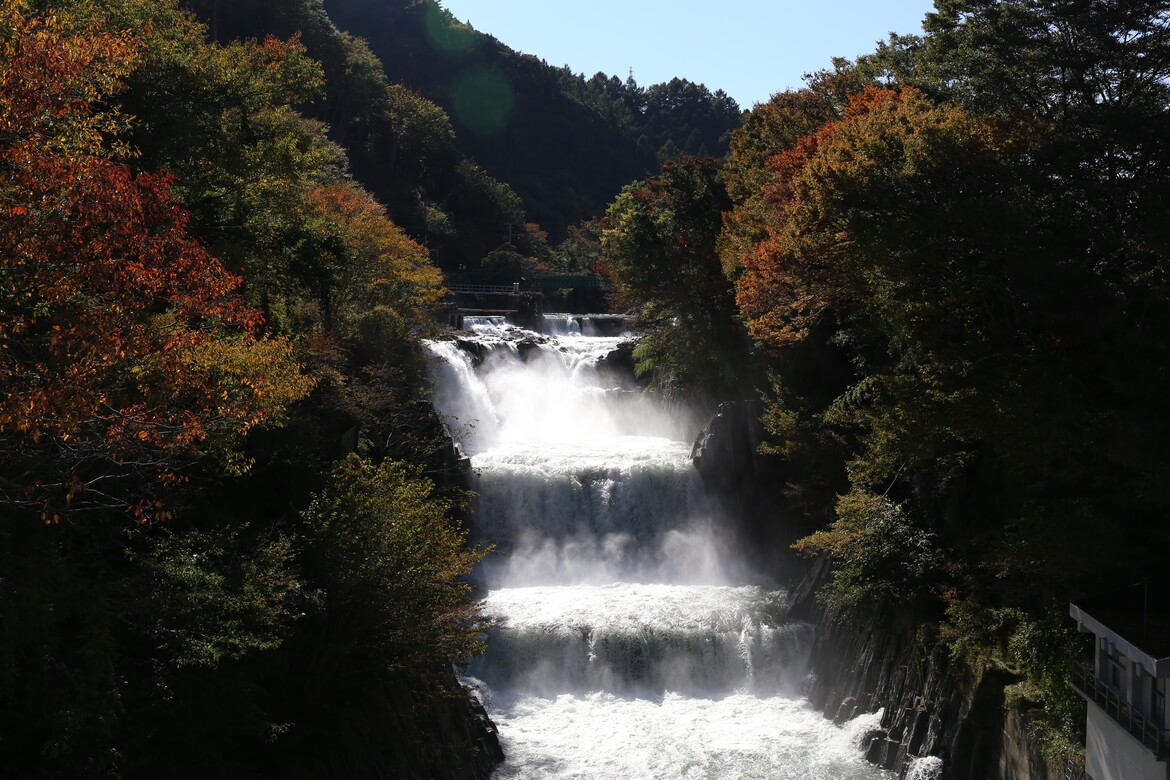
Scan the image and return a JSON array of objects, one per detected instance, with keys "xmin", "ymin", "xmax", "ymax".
[
  {"xmin": 446, "ymin": 284, "xmax": 518, "ymax": 295},
  {"xmin": 1071, "ymin": 665, "xmax": 1169, "ymax": 758},
  {"xmin": 525, "ymin": 274, "xmax": 610, "ymax": 290},
  {"xmin": 444, "ymin": 272, "xmax": 612, "ymax": 293}
]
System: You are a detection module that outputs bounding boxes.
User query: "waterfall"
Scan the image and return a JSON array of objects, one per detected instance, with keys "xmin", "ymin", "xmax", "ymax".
[
  {"xmin": 905, "ymin": 756, "xmax": 944, "ymax": 780},
  {"xmin": 426, "ymin": 317, "xmax": 892, "ymax": 779}
]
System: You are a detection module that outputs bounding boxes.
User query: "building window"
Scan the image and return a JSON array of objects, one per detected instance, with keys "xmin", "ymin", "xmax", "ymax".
[
  {"xmin": 1108, "ymin": 658, "xmax": 1122, "ymax": 690},
  {"xmin": 1155, "ymin": 683, "xmax": 1166, "ymax": 728}
]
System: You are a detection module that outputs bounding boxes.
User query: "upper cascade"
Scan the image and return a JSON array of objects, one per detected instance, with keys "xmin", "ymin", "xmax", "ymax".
[
  {"xmin": 425, "ymin": 316, "xmax": 728, "ymax": 587},
  {"xmin": 425, "ymin": 317, "xmax": 683, "ymax": 454}
]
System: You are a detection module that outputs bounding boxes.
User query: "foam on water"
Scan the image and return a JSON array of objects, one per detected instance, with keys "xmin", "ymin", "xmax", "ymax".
[
  {"xmin": 426, "ymin": 322, "xmax": 891, "ymax": 779},
  {"xmin": 905, "ymin": 756, "xmax": 944, "ymax": 780},
  {"xmin": 464, "ymin": 315, "xmax": 513, "ymax": 337},
  {"xmin": 467, "ymin": 689, "xmax": 890, "ymax": 780},
  {"xmin": 540, "ymin": 313, "xmax": 633, "ymax": 338},
  {"xmin": 425, "ymin": 331, "xmax": 678, "ymax": 453},
  {"xmin": 470, "ymin": 585, "xmax": 809, "ymax": 695}
]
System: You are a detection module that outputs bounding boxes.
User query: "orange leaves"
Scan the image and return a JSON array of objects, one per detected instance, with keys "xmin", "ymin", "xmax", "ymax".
[
  {"xmin": 307, "ymin": 181, "xmax": 444, "ymax": 321},
  {"xmin": 0, "ymin": 4, "xmax": 312, "ymax": 517},
  {"xmin": 735, "ymin": 86, "xmax": 1020, "ymax": 354},
  {"xmin": 0, "ymin": 2, "xmax": 138, "ymax": 158},
  {"xmin": 736, "ymin": 89, "xmax": 915, "ymax": 349}
]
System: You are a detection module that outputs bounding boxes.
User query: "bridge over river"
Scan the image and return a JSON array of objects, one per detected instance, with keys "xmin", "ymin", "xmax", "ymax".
[
  {"xmin": 441, "ymin": 271, "xmax": 613, "ymax": 329},
  {"xmin": 443, "ymin": 272, "xmax": 611, "ymax": 296}
]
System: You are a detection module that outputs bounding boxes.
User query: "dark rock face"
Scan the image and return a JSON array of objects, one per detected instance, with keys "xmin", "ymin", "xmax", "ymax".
[
  {"xmin": 373, "ymin": 672, "xmax": 504, "ymax": 780},
  {"xmin": 690, "ymin": 401, "xmax": 800, "ymax": 575},
  {"xmin": 410, "ymin": 402, "xmax": 472, "ymax": 497},
  {"xmin": 997, "ymin": 709, "xmax": 1063, "ymax": 780},
  {"xmin": 462, "ymin": 685, "xmax": 506, "ymax": 777},
  {"xmin": 439, "ymin": 676, "xmax": 505, "ymax": 780},
  {"xmin": 595, "ymin": 341, "xmax": 644, "ymax": 390},
  {"xmin": 399, "ymin": 418, "xmax": 499, "ymax": 780},
  {"xmin": 806, "ymin": 600, "xmax": 1006, "ymax": 778},
  {"xmin": 792, "ymin": 562, "xmax": 1061, "ymax": 780},
  {"xmin": 689, "ymin": 401, "xmax": 1062, "ymax": 780},
  {"xmin": 515, "ymin": 337, "xmax": 546, "ymax": 362},
  {"xmin": 455, "ymin": 337, "xmax": 489, "ymax": 367},
  {"xmin": 691, "ymin": 401, "xmax": 768, "ymax": 493}
]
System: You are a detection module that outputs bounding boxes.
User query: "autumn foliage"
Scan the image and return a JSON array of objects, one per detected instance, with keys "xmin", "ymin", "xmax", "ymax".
[{"xmin": 0, "ymin": 5, "xmax": 313, "ymax": 517}]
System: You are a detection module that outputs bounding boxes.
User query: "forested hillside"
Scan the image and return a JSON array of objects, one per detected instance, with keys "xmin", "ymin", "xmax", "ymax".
[
  {"xmin": 0, "ymin": 1, "xmax": 745, "ymax": 774},
  {"xmin": 0, "ymin": 1, "xmax": 492, "ymax": 775},
  {"xmin": 320, "ymin": 0, "xmax": 742, "ymax": 238},
  {"xmin": 600, "ymin": 1, "xmax": 1170, "ymax": 761},
  {"xmin": 178, "ymin": 0, "xmax": 740, "ymax": 268},
  {"xmin": 186, "ymin": 0, "xmax": 737, "ymax": 241}
]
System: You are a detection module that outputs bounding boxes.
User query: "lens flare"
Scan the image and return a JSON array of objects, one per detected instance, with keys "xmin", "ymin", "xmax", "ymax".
[{"xmin": 452, "ymin": 68, "xmax": 515, "ymax": 135}]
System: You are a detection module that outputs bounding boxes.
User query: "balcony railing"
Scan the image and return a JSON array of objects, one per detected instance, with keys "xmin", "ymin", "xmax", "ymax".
[{"xmin": 1071, "ymin": 665, "xmax": 1170, "ymax": 759}]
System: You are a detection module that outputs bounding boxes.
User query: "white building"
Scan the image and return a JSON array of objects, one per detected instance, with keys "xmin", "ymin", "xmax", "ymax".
[{"xmin": 1070, "ymin": 584, "xmax": 1169, "ymax": 780}]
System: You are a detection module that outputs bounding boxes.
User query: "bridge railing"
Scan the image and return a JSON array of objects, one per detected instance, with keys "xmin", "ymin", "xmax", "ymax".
[
  {"xmin": 445, "ymin": 283, "xmax": 518, "ymax": 295},
  {"xmin": 444, "ymin": 270, "xmax": 611, "ymax": 293},
  {"xmin": 524, "ymin": 274, "xmax": 611, "ymax": 291}
]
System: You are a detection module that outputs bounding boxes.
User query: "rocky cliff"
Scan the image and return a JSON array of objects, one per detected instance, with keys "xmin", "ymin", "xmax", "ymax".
[
  {"xmin": 691, "ymin": 400, "xmax": 801, "ymax": 574},
  {"xmin": 691, "ymin": 403, "xmax": 1067, "ymax": 780},
  {"xmin": 790, "ymin": 562, "xmax": 1065, "ymax": 780}
]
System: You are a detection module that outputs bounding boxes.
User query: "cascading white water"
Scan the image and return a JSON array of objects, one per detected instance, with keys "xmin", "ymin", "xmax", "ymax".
[
  {"xmin": 426, "ymin": 316, "xmax": 891, "ymax": 779},
  {"xmin": 905, "ymin": 756, "xmax": 944, "ymax": 780}
]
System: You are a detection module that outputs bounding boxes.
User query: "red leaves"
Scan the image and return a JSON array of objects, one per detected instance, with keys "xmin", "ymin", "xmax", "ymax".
[
  {"xmin": 0, "ymin": 6, "xmax": 138, "ymax": 155},
  {"xmin": 736, "ymin": 88, "xmax": 910, "ymax": 349},
  {"xmin": 0, "ymin": 5, "xmax": 310, "ymax": 518}
]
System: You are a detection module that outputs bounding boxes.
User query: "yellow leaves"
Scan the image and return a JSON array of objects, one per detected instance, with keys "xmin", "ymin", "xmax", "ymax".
[
  {"xmin": 183, "ymin": 334, "xmax": 316, "ymax": 424},
  {"xmin": 307, "ymin": 182, "xmax": 444, "ymax": 321},
  {"xmin": 0, "ymin": 3, "xmax": 141, "ymax": 159}
]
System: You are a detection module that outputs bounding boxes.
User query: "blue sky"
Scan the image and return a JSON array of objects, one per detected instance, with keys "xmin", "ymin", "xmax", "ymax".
[{"xmin": 437, "ymin": 1, "xmax": 937, "ymax": 109}]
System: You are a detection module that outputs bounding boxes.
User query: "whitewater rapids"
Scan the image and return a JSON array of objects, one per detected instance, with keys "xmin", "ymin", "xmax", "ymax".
[{"xmin": 426, "ymin": 316, "xmax": 891, "ymax": 780}]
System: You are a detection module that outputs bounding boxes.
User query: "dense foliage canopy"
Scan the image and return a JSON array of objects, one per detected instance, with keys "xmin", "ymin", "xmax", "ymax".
[
  {"xmin": 0, "ymin": 1, "xmax": 482, "ymax": 775},
  {"xmin": 716, "ymin": 0, "xmax": 1170, "ymax": 757}
]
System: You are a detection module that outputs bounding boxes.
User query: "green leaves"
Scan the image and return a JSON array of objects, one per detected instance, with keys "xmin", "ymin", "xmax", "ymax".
[
  {"xmin": 795, "ymin": 492, "xmax": 946, "ymax": 610},
  {"xmin": 303, "ymin": 455, "xmax": 486, "ymax": 671},
  {"xmin": 131, "ymin": 526, "xmax": 299, "ymax": 668},
  {"xmin": 730, "ymin": 8, "xmax": 1170, "ymax": 753},
  {"xmin": 601, "ymin": 157, "xmax": 751, "ymax": 402}
]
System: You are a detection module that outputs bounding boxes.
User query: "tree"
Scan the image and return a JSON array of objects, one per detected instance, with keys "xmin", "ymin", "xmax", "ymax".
[
  {"xmin": 728, "ymin": 7, "xmax": 1170, "ymax": 756},
  {"xmin": 99, "ymin": 12, "xmax": 348, "ymax": 324},
  {"xmin": 300, "ymin": 455, "xmax": 485, "ymax": 690},
  {"xmin": 912, "ymin": 1, "xmax": 1170, "ymax": 307},
  {"xmin": 601, "ymin": 157, "xmax": 751, "ymax": 402},
  {"xmin": 719, "ymin": 60, "xmax": 876, "ymax": 281},
  {"xmin": 743, "ymin": 83, "xmax": 1170, "ymax": 635},
  {"xmin": 308, "ymin": 181, "xmax": 443, "ymax": 324},
  {"xmin": 0, "ymin": 4, "xmax": 313, "ymax": 519}
]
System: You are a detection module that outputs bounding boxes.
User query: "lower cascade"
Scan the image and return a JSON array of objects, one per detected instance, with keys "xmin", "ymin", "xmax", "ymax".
[{"xmin": 427, "ymin": 316, "xmax": 892, "ymax": 779}]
